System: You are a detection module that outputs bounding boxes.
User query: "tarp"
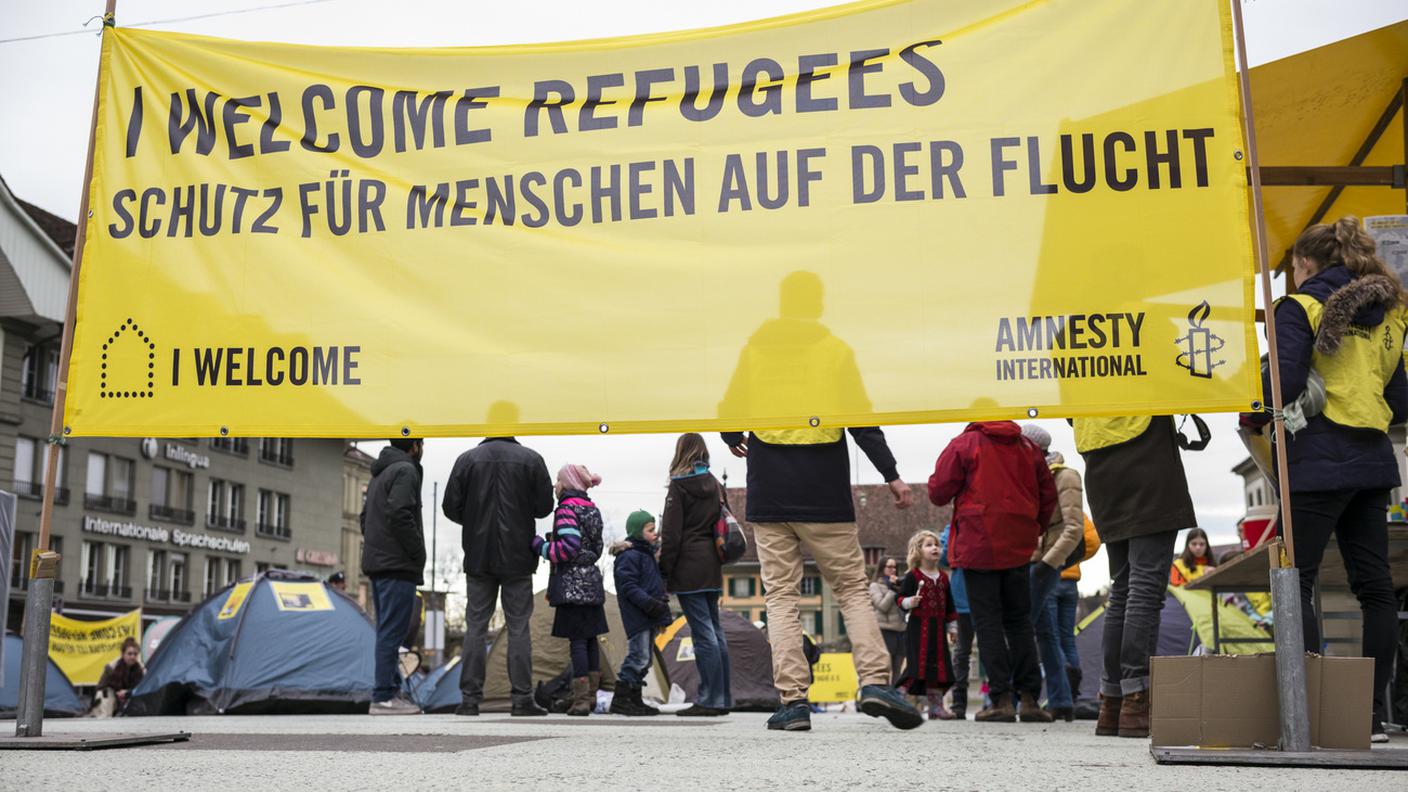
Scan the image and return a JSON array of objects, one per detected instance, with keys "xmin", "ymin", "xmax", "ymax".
[
  {"xmin": 1073, "ymin": 590, "xmax": 1196, "ymax": 705},
  {"xmin": 0, "ymin": 633, "xmax": 87, "ymax": 719},
  {"xmin": 126, "ymin": 570, "xmax": 374, "ymax": 715},
  {"xmin": 424, "ymin": 591, "xmax": 669, "ymax": 713},
  {"xmin": 1251, "ymin": 20, "xmax": 1408, "ymax": 270},
  {"xmin": 656, "ymin": 610, "xmax": 778, "ymax": 711},
  {"xmin": 1168, "ymin": 583, "xmax": 1276, "ymax": 655},
  {"xmin": 65, "ymin": 0, "xmax": 1258, "ymax": 439},
  {"xmin": 48, "ymin": 609, "xmax": 141, "ymax": 686}
]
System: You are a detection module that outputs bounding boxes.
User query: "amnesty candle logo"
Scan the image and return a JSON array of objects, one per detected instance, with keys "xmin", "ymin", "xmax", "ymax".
[
  {"xmin": 98, "ymin": 318, "xmax": 157, "ymax": 399},
  {"xmin": 1174, "ymin": 302, "xmax": 1225, "ymax": 379}
]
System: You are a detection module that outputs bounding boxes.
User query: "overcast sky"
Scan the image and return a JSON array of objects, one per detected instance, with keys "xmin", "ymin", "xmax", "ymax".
[{"xmin": 2, "ymin": 0, "xmax": 1404, "ymax": 597}]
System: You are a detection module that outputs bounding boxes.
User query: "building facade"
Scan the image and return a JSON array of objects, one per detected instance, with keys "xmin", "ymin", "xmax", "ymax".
[
  {"xmin": 720, "ymin": 483, "xmax": 952, "ymax": 648},
  {"xmin": 2, "ymin": 176, "xmax": 352, "ymax": 628}
]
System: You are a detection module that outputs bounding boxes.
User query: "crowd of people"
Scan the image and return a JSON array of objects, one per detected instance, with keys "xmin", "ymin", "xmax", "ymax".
[{"xmin": 353, "ymin": 217, "xmax": 1404, "ymax": 742}]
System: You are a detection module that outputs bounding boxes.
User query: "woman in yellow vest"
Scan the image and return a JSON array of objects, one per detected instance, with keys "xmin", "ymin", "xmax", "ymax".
[
  {"xmin": 1168, "ymin": 528, "xmax": 1216, "ymax": 587},
  {"xmin": 1265, "ymin": 216, "xmax": 1408, "ymax": 743}
]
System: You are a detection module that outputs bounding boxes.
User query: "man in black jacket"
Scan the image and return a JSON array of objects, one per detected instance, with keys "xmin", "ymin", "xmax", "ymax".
[
  {"xmin": 442, "ymin": 434, "xmax": 554, "ymax": 716},
  {"xmin": 361, "ymin": 438, "xmax": 426, "ymax": 714}
]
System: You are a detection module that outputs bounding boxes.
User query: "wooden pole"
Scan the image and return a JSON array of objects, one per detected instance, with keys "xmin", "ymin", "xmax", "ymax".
[
  {"xmin": 1230, "ymin": 0, "xmax": 1297, "ymax": 569},
  {"xmin": 36, "ymin": 0, "xmax": 117, "ymax": 554}
]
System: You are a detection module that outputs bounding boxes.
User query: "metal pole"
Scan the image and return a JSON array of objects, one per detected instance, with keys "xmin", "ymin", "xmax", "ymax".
[
  {"xmin": 1230, "ymin": 0, "xmax": 1309, "ymax": 754},
  {"xmin": 431, "ymin": 481, "xmax": 437, "ymax": 594},
  {"xmin": 15, "ymin": 0, "xmax": 117, "ymax": 738}
]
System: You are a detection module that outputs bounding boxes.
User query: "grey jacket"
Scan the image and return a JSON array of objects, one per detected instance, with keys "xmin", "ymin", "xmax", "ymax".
[{"xmin": 870, "ymin": 580, "xmax": 906, "ymax": 632}]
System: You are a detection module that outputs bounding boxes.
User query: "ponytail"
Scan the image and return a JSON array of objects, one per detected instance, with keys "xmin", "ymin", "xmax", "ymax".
[{"xmin": 1293, "ymin": 216, "xmax": 1406, "ymax": 307}]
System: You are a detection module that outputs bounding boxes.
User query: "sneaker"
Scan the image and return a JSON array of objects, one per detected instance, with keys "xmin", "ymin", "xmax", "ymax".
[
  {"xmin": 858, "ymin": 685, "xmax": 924, "ymax": 730},
  {"xmin": 767, "ymin": 701, "xmax": 812, "ymax": 731},
  {"xmin": 369, "ymin": 696, "xmax": 421, "ymax": 715},
  {"xmin": 1371, "ymin": 720, "xmax": 1389, "ymax": 744},
  {"xmin": 454, "ymin": 702, "xmax": 479, "ymax": 717}
]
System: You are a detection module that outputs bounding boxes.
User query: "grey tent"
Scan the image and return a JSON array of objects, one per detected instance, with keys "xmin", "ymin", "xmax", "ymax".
[
  {"xmin": 426, "ymin": 591, "xmax": 669, "ymax": 713},
  {"xmin": 0, "ymin": 632, "xmax": 86, "ymax": 718},
  {"xmin": 659, "ymin": 609, "xmax": 778, "ymax": 711},
  {"xmin": 127, "ymin": 570, "xmax": 374, "ymax": 715}
]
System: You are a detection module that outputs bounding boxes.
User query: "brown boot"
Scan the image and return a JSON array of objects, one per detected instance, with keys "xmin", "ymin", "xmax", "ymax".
[
  {"xmin": 1096, "ymin": 693, "xmax": 1122, "ymax": 736},
  {"xmin": 567, "ymin": 677, "xmax": 593, "ymax": 717},
  {"xmin": 1019, "ymin": 693, "xmax": 1054, "ymax": 723},
  {"xmin": 1118, "ymin": 690, "xmax": 1150, "ymax": 738},
  {"xmin": 974, "ymin": 693, "xmax": 1016, "ymax": 723}
]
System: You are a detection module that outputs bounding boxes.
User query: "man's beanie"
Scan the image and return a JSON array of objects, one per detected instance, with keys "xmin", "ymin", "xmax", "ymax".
[
  {"xmin": 626, "ymin": 510, "xmax": 655, "ymax": 539},
  {"xmin": 1021, "ymin": 423, "xmax": 1052, "ymax": 451}
]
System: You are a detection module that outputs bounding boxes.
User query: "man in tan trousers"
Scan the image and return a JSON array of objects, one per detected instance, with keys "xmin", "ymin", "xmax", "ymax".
[{"xmin": 721, "ymin": 427, "xmax": 923, "ymax": 732}]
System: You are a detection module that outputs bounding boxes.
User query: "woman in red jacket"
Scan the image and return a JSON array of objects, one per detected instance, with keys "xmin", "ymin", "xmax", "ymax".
[{"xmin": 928, "ymin": 421, "xmax": 1057, "ymax": 723}]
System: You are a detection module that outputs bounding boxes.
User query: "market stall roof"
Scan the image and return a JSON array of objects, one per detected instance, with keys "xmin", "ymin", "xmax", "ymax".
[{"xmin": 1251, "ymin": 20, "xmax": 1408, "ymax": 272}]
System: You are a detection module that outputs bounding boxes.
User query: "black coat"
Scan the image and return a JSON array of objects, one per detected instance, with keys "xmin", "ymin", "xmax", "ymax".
[
  {"xmin": 442, "ymin": 438, "xmax": 554, "ymax": 579},
  {"xmin": 719, "ymin": 428, "xmax": 899, "ymax": 523},
  {"xmin": 659, "ymin": 469, "xmax": 724, "ymax": 594},
  {"xmin": 361, "ymin": 446, "xmax": 426, "ymax": 584},
  {"xmin": 613, "ymin": 538, "xmax": 672, "ymax": 636},
  {"xmin": 1265, "ymin": 265, "xmax": 1408, "ymax": 492}
]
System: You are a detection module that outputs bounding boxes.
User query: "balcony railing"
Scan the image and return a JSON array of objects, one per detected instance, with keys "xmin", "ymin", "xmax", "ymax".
[
  {"xmin": 11, "ymin": 480, "xmax": 69, "ymax": 505},
  {"xmin": 210, "ymin": 438, "xmax": 249, "ymax": 455},
  {"xmin": 144, "ymin": 588, "xmax": 192, "ymax": 603},
  {"xmin": 256, "ymin": 522, "xmax": 291, "ymax": 540},
  {"xmin": 21, "ymin": 383, "xmax": 54, "ymax": 405},
  {"xmin": 85, "ymin": 493, "xmax": 137, "ymax": 515},
  {"xmin": 78, "ymin": 582, "xmax": 131, "ymax": 600},
  {"xmin": 150, "ymin": 504, "xmax": 196, "ymax": 525},
  {"xmin": 206, "ymin": 514, "xmax": 247, "ymax": 533}
]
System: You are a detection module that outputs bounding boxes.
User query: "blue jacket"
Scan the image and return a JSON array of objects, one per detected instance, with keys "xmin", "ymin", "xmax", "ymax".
[
  {"xmin": 612, "ymin": 537, "xmax": 672, "ymax": 636},
  {"xmin": 938, "ymin": 524, "xmax": 969, "ymax": 614},
  {"xmin": 1265, "ymin": 265, "xmax": 1408, "ymax": 492}
]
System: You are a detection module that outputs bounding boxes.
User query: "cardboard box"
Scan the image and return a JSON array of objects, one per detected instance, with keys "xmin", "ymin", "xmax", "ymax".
[{"xmin": 1150, "ymin": 654, "xmax": 1371, "ymax": 750}]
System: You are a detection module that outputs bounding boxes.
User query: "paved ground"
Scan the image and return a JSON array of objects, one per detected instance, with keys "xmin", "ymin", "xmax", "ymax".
[{"xmin": 2, "ymin": 711, "xmax": 1405, "ymax": 791}]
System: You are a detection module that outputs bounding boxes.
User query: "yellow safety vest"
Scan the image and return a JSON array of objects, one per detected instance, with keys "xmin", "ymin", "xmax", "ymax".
[
  {"xmin": 1072, "ymin": 416, "xmax": 1152, "ymax": 454},
  {"xmin": 1282, "ymin": 293, "xmax": 1408, "ymax": 433}
]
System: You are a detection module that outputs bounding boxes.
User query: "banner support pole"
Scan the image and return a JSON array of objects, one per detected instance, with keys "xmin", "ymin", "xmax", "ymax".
[
  {"xmin": 15, "ymin": 0, "xmax": 117, "ymax": 739},
  {"xmin": 1230, "ymin": 0, "xmax": 1310, "ymax": 754}
]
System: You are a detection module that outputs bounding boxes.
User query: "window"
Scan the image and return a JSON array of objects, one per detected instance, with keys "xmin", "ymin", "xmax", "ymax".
[
  {"xmin": 147, "ymin": 549, "xmax": 167, "ymax": 597},
  {"xmin": 728, "ymin": 577, "xmax": 755, "ymax": 599},
  {"xmin": 108, "ymin": 545, "xmax": 129, "ymax": 597},
  {"xmin": 85, "ymin": 452, "xmax": 135, "ymax": 514},
  {"xmin": 225, "ymin": 559, "xmax": 242, "ymax": 585},
  {"xmin": 203, "ymin": 557, "xmax": 222, "ymax": 597},
  {"xmin": 11, "ymin": 531, "xmax": 34, "ymax": 591},
  {"xmin": 210, "ymin": 437, "xmax": 249, "ymax": 455},
  {"xmin": 82, "ymin": 541, "xmax": 129, "ymax": 598},
  {"xmin": 257, "ymin": 489, "xmax": 291, "ymax": 538},
  {"xmin": 757, "ymin": 609, "xmax": 768, "ymax": 625},
  {"xmin": 82, "ymin": 541, "xmax": 103, "ymax": 595},
  {"xmin": 20, "ymin": 344, "xmax": 58, "ymax": 403},
  {"xmin": 801, "ymin": 575, "xmax": 823, "ymax": 597},
  {"xmin": 170, "ymin": 553, "xmax": 188, "ymax": 601},
  {"xmin": 208, "ymin": 480, "xmax": 246, "ymax": 531},
  {"xmin": 259, "ymin": 438, "xmax": 294, "ymax": 466},
  {"xmin": 809, "ymin": 610, "xmax": 824, "ymax": 636},
  {"xmin": 150, "ymin": 466, "xmax": 195, "ymax": 524},
  {"xmin": 13, "ymin": 437, "xmax": 66, "ymax": 502},
  {"xmin": 862, "ymin": 546, "xmax": 886, "ymax": 569}
]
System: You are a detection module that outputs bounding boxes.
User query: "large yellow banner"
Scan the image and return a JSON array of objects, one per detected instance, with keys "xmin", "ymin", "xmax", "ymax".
[
  {"xmin": 66, "ymin": 0, "xmax": 1258, "ymax": 438},
  {"xmin": 49, "ymin": 609, "xmax": 142, "ymax": 686}
]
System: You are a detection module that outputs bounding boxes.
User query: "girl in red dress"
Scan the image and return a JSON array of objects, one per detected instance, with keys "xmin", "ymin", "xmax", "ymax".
[{"xmin": 897, "ymin": 529, "xmax": 958, "ymax": 720}]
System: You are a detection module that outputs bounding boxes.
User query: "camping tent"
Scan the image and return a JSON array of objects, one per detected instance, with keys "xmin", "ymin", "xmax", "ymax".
[
  {"xmin": 0, "ymin": 632, "xmax": 86, "ymax": 719},
  {"xmin": 656, "ymin": 610, "xmax": 778, "ymax": 712},
  {"xmin": 126, "ymin": 570, "xmax": 375, "ymax": 715},
  {"xmin": 423, "ymin": 591, "xmax": 669, "ymax": 714},
  {"xmin": 1073, "ymin": 590, "xmax": 1196, "ymax": 709}
]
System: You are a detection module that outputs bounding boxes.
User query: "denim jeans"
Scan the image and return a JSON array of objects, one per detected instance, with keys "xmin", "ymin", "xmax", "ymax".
[
  {"xmin": 618, "ymin": 630, "xmax": 654, "ymax": 687},
  {"xmin": 371, "ymin": 577, "xmax": 418, "ymax": 702},
  {"xmin": 965, "ymin": 565, "xmax": 1042, "ymax": 699},
  {"xmin": 678, "ymin": 591, "xmax": 732, "ymax": 709},
  {"xmin": 1049, "ymin": 579, "xmax": 1081, "ymax": 671},
  {"xmin": 1291, "ymin": 488, "xmax": 1397, "ymax": 727},
  {"xmin": 1030, "ymin": 563, "xmax": 1072, "ymax": 709},
  {"xmin": 1102, "ymin": 530, "xmax": 1177, "ymax": 696}
]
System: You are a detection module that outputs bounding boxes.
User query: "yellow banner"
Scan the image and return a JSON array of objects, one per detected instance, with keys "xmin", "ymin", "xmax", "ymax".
[
  {"xmin": 49, "ymin": 609, "xmax": 142, "ymax": 686},
  {"xmin": 66, "ymin": 0, "xmax": 1257, "ymax": 438}
]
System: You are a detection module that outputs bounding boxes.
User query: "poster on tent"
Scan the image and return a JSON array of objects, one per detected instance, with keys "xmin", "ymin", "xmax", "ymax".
[
  {"xmin": 270, "ymin": 581, "xmax": 334, "ymax": 612},
  {"xmin": 63, "ymin": 0, "xmax": 1258, "ymax": 438},
  {"xmin": 1365, "ymin": 215, "xmax": 1408, "ymax": 287},
  {"xmin": 48, "ymin": 609, "xmax": 142, "ymax": 686}
]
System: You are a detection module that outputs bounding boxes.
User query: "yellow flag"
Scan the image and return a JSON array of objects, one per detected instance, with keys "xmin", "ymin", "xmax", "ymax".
[
  {"xmin": 65, "ymin": 0, "xmax": 1257, "ymax": 438},
  {"xmin": 48, "ymin": 609, "xmax": 142, "ymax": 686}
]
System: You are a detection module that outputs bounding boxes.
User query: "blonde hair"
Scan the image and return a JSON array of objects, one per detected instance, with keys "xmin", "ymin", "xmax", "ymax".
[
  {"xmin": 669, "ymin": 433, "xmax": 710, "ymax": 478},
  {"xmin": 1293, "ymin": 216, "xmax": 1405, "ymax": 305},
  {"xmin": 906, "ymin": 530, "xmax": 942, "ymax": 572}
]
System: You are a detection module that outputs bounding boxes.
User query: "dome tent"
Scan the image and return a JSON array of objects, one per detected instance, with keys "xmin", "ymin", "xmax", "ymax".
[
  {"xmin": 126, "ymin": 570, "xmax": 374, "ymax": 715},
  {"xmin": 0, "ymin": 632, "xmax": 86, "ymax": 718},
  {"xmin": 657, "ymin": 610, "xmax": 778, "ymax": 711}
]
